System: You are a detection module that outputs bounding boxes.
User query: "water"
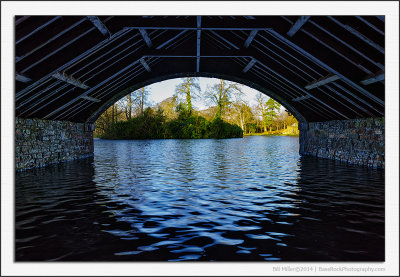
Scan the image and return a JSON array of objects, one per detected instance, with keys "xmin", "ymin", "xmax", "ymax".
[{"xmin": 16, "ymin": 136, "xmax": 384, "ymax": 261}]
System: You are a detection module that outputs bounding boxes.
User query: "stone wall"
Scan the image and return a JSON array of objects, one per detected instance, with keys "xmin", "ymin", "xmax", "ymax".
[
  {"xmin": 299, "ymin": 117, "xmax": 384, "ymax": 168},
  {"xmin": 16, "ymin": 117, "xmax": 94, "ymax": 170}
]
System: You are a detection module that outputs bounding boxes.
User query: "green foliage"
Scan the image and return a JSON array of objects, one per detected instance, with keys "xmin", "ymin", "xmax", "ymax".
[
  {"xmin": 100, "ymin": 107, "xmax": 165, "ymax": 139},
  {"xmin": 210, "ymin": 117, "xmax": 243, "ymax": 139},
  {"xmin": 100, "ymin": 107, "xmax": 242, "ymax": 140},
  {"xmin": 175, "ymin": 77, "xmax": 201, "ymax": 115},
  {"xmin": 263, "ymin": 98, "xmax": 281, "ymax": 130}
]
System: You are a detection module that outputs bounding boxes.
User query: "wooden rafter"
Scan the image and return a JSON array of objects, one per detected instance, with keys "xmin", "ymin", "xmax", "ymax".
[
  {"xmin": 242, "ymin": 59, "xmax": 256, "ymax": 73},
  {"xmin": 292, "ymin": 95, "xmax": 311, "ymax": 102},
  {"xmin": 328, "ymin": 16, "xmax": 384, "ymax": 54},
  {"xmin": 360, "ymin": 71, "xmax": 384, "ymax": 85},
  {"xmin": 287, "ymin": 16, "xmax": 310, "ymax": 37},
  {"xmin": 52, "ymin": 72, "xmax": 90, "ymax": 89},
  {"xmin": 139, "ymin": 29, "xmax": 152, "ymax": 47},
  {"xmin": 16, "ymin": 73, "xmax": 32, "ymax": 83},
  {"xmin": 81, "ymin": 95, "xmax": 101, "ymax": 102},
  {"xmin": 196, "ymin": 16, "xmax": 201, "ymax": 72},
  {"xmin": 140, "ymin": 58, "xmax": 151, "ymax": 72},
  {"xmin": 87, "ymin": 16, "xmax": 110, "ymax": 36},
  {"xmin": 305, "ymin": 74, "xmax": 340, "ymax": 90}
]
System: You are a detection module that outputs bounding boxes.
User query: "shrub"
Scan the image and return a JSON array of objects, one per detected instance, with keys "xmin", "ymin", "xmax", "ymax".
[{"xmin": 100, "ymin": 109, "xmax": 242, "ymax": 140}]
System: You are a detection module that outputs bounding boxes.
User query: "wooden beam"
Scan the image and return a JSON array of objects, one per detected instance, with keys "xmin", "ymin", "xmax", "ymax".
[
  {"xmin": 21, "ymin": 24, "xmax": 96, "ymax": 74},
  {"xmin": 44, "ymin": 59, "xmax": 141, "ymax": 119},
  {"xmin": 328, "ymin": 16, "xmax": 384, "ymax": 54},
  {"xmin": 244, "ymin": 30, "xmax": 258, "ymax": 48},
  {"xmin": 356, "ymin": 16, "xmax": 384, "ymax": 36},
  {"xmin": 360, "ymin": 71, "xmax": 384, "ymax": 85},
  {"xmin": 15, "ymin": 73, "xmax": 32, "ymax": 83},
  {"xmin": 156, "ymin": 30, "xmax": 187, "ymax": 49},
  {"xmin": 140, "ymin": 58, "xmax": 151, "ymax": 72},
  {"xmin": 139, "ymin": 29, "xmax": 152, "ymax": 47},
  {"xmin": 305, "ymin": 74, "xmax": 340, "ymax": 90},
  {"xmin": 81, "ymin": 95, "xmax": 101, "ymax": 102},
  {"xmin": 287, "ymin": 16, "xmax": 310, "ymax": 37},
  {"xmin": 307, "ymin": 19, "xmax": 384, "ymax": 71},
  {"xmin": 267, "ymin": 29, "xmax": 384, "ymax": 108},
  {"xmin": 331, "ymin": 82, "xmax": 383, "ymax": 115},
  {"xmin": 254, "ymin": 59, "xmax": 350, "ymax": 119},
  {"xmin": 123, "ymin": 16, "xmax": 276, "ymax": 31},
  {"xmin": 197, "ymin": 16, "xmax": 201, "ymax": 72},
  {"xmin": 292, "ymin": 95, "xmax": 311, "ymax": 102},
  {"xmin": 16, "ymin": 16, "xmax": 61, "ymax": 45},
  {"xmin": 324, "ymin": 84, "xmax": 374, "ymax": 117},
  {"xmin": 242, "ymin": 59, "xmax": 256, "ymax": 73},
  {"xmin": 87, "ymin": 16, "xmax": 110, "ymax": 36},
  {"xmin": 52, "ymin": 72, "xmax": 90, "ymax": 89},
  {"xmin": 209, "ymin": 30, "xmax": 239, "ymax": 49},
  {"xmin": 15, "ymin": 16, "xmax": 30, "ymax": 25},
  {"xmin": 15, "ymin": 27, "xmax": 130, "ymax": 101},
  {"xmin": 129, "ymin": 26, "xmax": 272, "ymax": 31},
  {"xmin": 17, "ymin": 17, "xmax": 87, "ymax": 64}
]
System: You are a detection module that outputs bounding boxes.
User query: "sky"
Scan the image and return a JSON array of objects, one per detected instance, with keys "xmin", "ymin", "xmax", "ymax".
[{"xmin": 146, "ymin": 77, "xmax": 272, "ymax": 111}]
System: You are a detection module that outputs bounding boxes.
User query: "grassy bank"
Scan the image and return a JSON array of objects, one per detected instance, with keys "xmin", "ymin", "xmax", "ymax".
[{"xmin": 244, "ymin": 132, "xmax": 299, "ymax": 137}]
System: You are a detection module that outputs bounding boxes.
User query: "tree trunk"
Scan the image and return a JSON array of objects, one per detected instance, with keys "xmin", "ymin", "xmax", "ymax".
[
  {"xmin": 128, "ymin": 93, "xmax": 132, "ymax": 119},
  {"xmin": 140, "ymin": 88, "xmax": 144, "ymax": 115}
]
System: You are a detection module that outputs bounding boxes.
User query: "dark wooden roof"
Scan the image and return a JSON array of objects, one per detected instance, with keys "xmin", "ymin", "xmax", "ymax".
[{"xmin": 15, "ymin": 16, "xmax": 385, "ymax": 123}]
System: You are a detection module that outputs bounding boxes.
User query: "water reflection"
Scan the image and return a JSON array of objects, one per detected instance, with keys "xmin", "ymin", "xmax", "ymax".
[{"xmin": 16, "ymin": 136, "xmax": 384, "ymax": 261}]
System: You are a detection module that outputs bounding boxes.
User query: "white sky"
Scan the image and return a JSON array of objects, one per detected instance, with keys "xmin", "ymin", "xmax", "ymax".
[{"xmin": 146, "ymin": 77, "xmax": 271, "ymax": 110}]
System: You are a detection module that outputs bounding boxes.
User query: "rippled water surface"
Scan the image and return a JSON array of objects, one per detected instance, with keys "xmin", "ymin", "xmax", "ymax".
[{"xmin": 16, "ymin": 136, "xmax": 384, "ymax": 261}]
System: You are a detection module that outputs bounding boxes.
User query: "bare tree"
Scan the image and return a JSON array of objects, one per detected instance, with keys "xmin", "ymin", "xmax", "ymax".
[
  {"xmin": 158, "ymin": 96, "xmax": 178, "ymax": 120},
  {"xmin": 133, "ymin": 87, "xmax": 150, "ymax": 115},
  {"xmin": 204, "ymin": 79, "xmax": 243, "ymax": 119},
  {"xmin": 125, "ymin": 89, "xmax": 133, "ymax": 120},
  {"xmin": 255, "ymin": 92, "xmax": 267, "ymax": 132},
  {"xmin": 231, "ymin": 100, "xmax": 254, "ymax": 133}
]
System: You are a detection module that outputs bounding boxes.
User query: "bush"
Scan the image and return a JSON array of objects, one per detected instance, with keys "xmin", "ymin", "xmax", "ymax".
[
  {"xmin": 100, "ymin": 109, "xmax": 243, "ymax": 140},
  {"xmin": 210, "ymin": 117, "xmax": 243, "ymax": 139}
]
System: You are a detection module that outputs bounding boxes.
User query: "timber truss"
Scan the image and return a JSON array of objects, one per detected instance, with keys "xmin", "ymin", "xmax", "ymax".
[{"xmin": 15, "ymin": 16, "xmax": 384, "ymax": 123}]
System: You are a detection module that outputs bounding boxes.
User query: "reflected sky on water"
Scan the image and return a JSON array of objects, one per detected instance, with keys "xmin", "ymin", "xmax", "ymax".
[{"xmin": 16, "ymin": 136, "xmax": 384, "ymax": 261}]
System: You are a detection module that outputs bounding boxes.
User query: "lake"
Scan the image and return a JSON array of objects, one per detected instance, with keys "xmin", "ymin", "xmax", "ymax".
[{"xmin": 15, "ymin": 136, "xmax": 384, "ymax": 261}]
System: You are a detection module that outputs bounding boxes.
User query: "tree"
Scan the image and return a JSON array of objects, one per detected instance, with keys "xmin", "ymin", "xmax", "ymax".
[
  {"xmin": 204, "ymin": 79, "xmax": 243, "ymax": 119},
  {"xmin": 133, "ymin": 87, "xmax": 150, "ymax": 115},
  {"xmin": 230, "ymin": 100, "xmax": 254, "ymax": 134},
  {"xmin": 263, "ymin": 98, "xmax": 281, "ymax": 132},
  {"xmin": 125, "ymin": 89, "xmax": 133, "ymax": 120},
  {"xmin": 94, "ymin": 102, "xmax": 125, "ymax": 137},
  {"xmin": 157, "ymin": 96, "xmax": 178, "ymax": 120},
  {"xmin": 255, "ymin": 92, "xmax": 267, "ymax": 132},
  {"xmin": 175, "ymin": 77, "xmax": 201, "ymax": 115}
]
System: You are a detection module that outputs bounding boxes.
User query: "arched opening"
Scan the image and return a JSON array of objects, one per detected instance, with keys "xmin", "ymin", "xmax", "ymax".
[
  {"xmin": 87, "ymin": 73, "xmax": 306, "ymax": 124},
  {"xmin": 91, "ymin": 76, "xmax": 301, "ymax": 139},
  {"xmin": 13, "ymin": 13, "xmax": 386, "ymax": 263}
]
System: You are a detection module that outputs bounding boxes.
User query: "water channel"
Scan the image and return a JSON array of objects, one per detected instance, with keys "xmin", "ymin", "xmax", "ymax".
[{"xmin": 16, "ymin": 136, "xmax": 384, "ymax": 261}]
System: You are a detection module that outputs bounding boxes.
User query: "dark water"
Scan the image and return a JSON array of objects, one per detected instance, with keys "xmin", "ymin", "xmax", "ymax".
[{"xmin": 16, "ymin": 136, "xmax": 384, "ymax": 261}]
